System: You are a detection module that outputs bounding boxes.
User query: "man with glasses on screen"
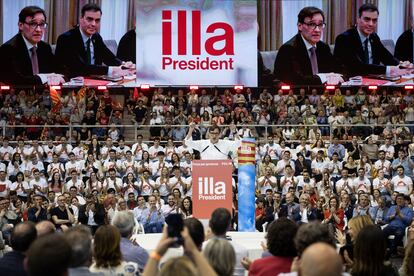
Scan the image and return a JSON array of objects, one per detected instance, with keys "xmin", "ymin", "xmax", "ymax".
[
  {"xmin": 334, "ymin": 3, "xmax": 413, "ymax": 77},
  {"xmin": 184, "ymin": 123, "xmax": 241, "ymax": 160},
  {"xmin": 274, "ymin": 6, "xmax": 344, "ymax": 85},
  {"xmin": 0, "ymin": 6, "xmax": 65, "ymax": 85}
]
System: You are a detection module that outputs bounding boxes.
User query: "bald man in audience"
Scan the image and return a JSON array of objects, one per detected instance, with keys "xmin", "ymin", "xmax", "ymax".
[
  {"xmin": 299, "ymin": 243, "xmax": 343, "ymax": 276},
  {"xmin": 35, "ymin": 220, "xmax": 56, "ymax": 236}
]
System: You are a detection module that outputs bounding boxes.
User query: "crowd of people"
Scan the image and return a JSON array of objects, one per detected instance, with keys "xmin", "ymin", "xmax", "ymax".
[{"xmin": 0, "ymin": 83, "xmax": 413, "ymax": 274}]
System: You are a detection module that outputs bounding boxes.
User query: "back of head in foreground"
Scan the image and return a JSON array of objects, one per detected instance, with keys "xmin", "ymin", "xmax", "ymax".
[
  {"xmin": 10, "ymin": 221, "xmax": 37, "ymax": 252},
  {"xmin": 299, "ymin": 242, "xmax": 343, "ymax": 276},
  {"xmin": 159, "ymin": 256, "xmax": 198, "ymax": 276},
  {"xmin": 294, "ymin": 221, "xmax": 336, "ymax": 257},
  {"xmin": 204, "ymin": 238, "xmax": 236, "ymax": 276},
  {"xmin": 351, "ymin": 224, "xmax": 392, "ymax": 276},
  {"xmin": 209, "ymin": 208, "xmax": 231, "ymax": 236},
  {"xmin": 64, "ymin": 225, "xmax": 93, "ymax": 268},
  {"xmin": 111, "ymin": 210, "xmax": 135, "ymax": 238},
  {"xmin": 26, "ymin": 233, "xmax": 72, "ymax": 276},
  {"xmin": 267, "ymin": 218, "xmax": 298, "ymax": 257}
]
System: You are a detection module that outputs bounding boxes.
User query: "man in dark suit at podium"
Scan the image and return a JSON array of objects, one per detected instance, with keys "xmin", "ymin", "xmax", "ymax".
[
  {"xmin": 274, "ymin": 7, "xmax": 344, "ymax": 85},
  {"xmin": 0, "ymin": 6, "xmax": 64, "ymax": 85},
  {"xmin": 334, "ymin": 3, "xmax": 412, "ymax": 77},
  {"xmin": 55, "ymin": 3, "xmax": 134, "ymax": 78},
  {"xmin": 395, "ymin": 20, "xmax": 413, "ymax": 63}
]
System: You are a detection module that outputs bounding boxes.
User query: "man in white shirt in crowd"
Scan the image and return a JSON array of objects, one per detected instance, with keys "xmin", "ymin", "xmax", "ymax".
[
  {"xmin": 0, "ymin": 138, "xmax": 14, "ymax": 164},
  {"xmin": 336, "ymin": 168, "xmax": 354, "ymax": 195},
  {"xmin": 65, "ymin": 169, "xmax": 84, "ymax": 193},
  {"xmin": 275, "ymin": 151, "xmax": 295, "ymax": 177},
  {"xmin": 391, "ymin": 165, "xmax": 413, "ymax": 195},
  {"xmin": 256, "ymin": 166, "xmax": 277, "ymax": 195},
  {"xmin": 133, "ymin": 195, "xmax": 148, "ymax": 224},
  {"xmin": 104, "ymin": 168, "xmax": 123, "ymax": 194},
  {"xmin": 160, "ymin": 194, "xmax": 180, "ymax": 218},
  {"xmin": 148, "ymin": 137, "xmax": 165, "ymax": 160},
  {"xmin": 353, "ymin": 168, "xmax": 371, "ymax": 194},
  {"xmin": 65, "ymin": 152, "xmax": 82, "ymax": 176},
  {"xmin": 374, "ymin": 150, "xmax": 392, "ymax": 178},
  {"xmin": 55, "ymin": 137, "xmax": 72, "ymax": 163},
  {"xmin": 30, "ymin": 169, "xmax": 48, "ymax": 195},
  {"xmin": 131, "ymin": 134, "xmax": 148, "ymax": 161}
]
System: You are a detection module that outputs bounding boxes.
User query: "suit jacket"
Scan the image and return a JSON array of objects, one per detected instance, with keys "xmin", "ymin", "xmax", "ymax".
[
  {"xmin": 394, "ymin": 29, "xmax": 413, "ymax": 63},
  {"xmin": 55, "ymin": 26, "xmax": 122, "ymax": 77},
  {"xmin": 334, "ymin": 27, "xmax": 399, "ymax": 76},
  {"xmin": 0, "ymin": 33, "xmax": 57, "ymax": 85},
  {"xmin": 273, "ymin": 33, "xmax": 342, "ymax": 85},
  {"xmin": 0, "ymin": 251, "xmax": 26, "ymax": 276},
  {"xmin": 78, "ymin": 203, "xmax": 105, "ymax": 226},
  {"xmin": 117, "ymin": 29, "xmax": 136, "ymax": 63}
]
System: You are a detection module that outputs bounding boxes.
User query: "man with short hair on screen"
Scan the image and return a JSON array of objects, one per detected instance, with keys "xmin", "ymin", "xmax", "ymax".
[
  {"xmin": 55, "ymin": 3, "xmax": 135, "ymax": 78},
  {"xmin": 334, "ymin": 3, "xmax": 413, "ymax": 76}
]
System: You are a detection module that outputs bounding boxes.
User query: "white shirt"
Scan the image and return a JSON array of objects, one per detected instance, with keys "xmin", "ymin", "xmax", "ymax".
[
  {"xmin": 353, "ymin": 177, "xmax": 371, "ymax": 193},
  {"xmin": 391, "ymin": 175, "xmax": 413, "ymax": 195},
  {"xmin": 184, "ymin": 138, "xmax": 241, "ymax": 160}
]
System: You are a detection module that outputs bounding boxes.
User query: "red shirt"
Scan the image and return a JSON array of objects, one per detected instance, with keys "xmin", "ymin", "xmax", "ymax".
[{"xmin": 249, "ymin": 256, "xmax": 293, "ymax": 276}]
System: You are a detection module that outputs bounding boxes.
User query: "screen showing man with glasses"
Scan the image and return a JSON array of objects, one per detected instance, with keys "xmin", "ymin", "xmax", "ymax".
[
  {"xmin": 274, "ymin": 6, "xmax": 344, "ymax": 85},
  {"xmin": 334, "ymin": 3, "xmax": 413, "ymax": 77},
  {"xmin": 0, "ymin": 6, "xmax": 65, "ymax": 85}
]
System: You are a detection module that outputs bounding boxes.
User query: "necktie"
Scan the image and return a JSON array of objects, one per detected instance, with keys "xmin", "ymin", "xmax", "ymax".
[
  {"xmin": 363, "ymin": 38, "xmax": 369, "ymax": 64},
  {"xmin": 86, "ymin": 38, "xmax": 91, "ymax": 65},
  {"xmin": 30, "ymin": 46, "xmax": 39, "ymax": 75},
  {"xmin": 309, "ymin": 46, "xmax": 318, "ymax": 75}
]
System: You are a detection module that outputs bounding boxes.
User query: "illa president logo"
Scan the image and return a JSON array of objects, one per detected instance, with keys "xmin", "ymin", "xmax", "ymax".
[{"xmin": 161, "ymin": 10, "xmax": 234, "ymax": 71}]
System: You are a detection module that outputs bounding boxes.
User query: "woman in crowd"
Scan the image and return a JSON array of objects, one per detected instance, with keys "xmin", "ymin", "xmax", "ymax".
[
  {"xmin": 323, "ymin": 196, "xmax": 345, "ymax": 232},
  {"xmin": 155, "ymin": 167, "xmax": 170, "ymax": 203},
  {"xmin": 351, "ymin": 225, "xmax": 398, "ymax": 276},
  {"xmin": 90, "ymin": 225, "xmax": 139, "ymax": 275},
  {"xmin": 258, "ymin": 154, "xmax": 276, "ymax": 177},
  {"xmin": 48, "ymin": 172, "xmax": 64, "ymax": 195},
  {"xmin": 181, "ymin": 196, "xmax": 193, "ymax": 219},
  {"xmin": 337, "ymin": 215, "xmax": 374, "ymax": 271},
  {"xmin": 137, "ymin": 151, "xmax": 151, "ymax": 174},
  {"xmin": 10, "ymin": 172, "xmax": 30, "ymax": 202},
  {"xmin": 343, "ymin": 155, "xmax": 358, "ymax": 178},
  {"xmin": 122, "ymin": 173, "xmax": 140, "ymax": 200}
]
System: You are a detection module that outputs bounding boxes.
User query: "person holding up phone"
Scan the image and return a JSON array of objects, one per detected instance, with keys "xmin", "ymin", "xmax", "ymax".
[{"xmin": 142, "ymin": 226, "xmax": 218, "ymax": 276}]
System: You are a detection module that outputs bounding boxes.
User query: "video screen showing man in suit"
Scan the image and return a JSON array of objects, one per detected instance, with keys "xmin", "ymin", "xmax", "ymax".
[
  {"xmin": 395, "ymin": 17, "xmax": 413, "ymax": 64},
  {"xmin": 0, "ymin": 6, "xmax": 65, "ymax": 86},
  {"xmin": 334, "ymin": 3, "xmax": 413, "ymax": 77},
  {"xmin": 55, "ymin": 3, "xmax": 135, "ymax": 78},
  {"xmin": 273, "ymin": 7, "xmax": 344, "ymax": 85}
]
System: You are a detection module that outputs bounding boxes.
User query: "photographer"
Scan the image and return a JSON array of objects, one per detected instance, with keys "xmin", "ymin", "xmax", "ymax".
[{"xmin": 142, "ymin": 226, "xmax": 217, "ymax": 276}]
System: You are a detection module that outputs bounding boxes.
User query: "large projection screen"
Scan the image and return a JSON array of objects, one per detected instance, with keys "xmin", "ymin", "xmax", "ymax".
[{"xmin": 136, "ymin": 0, "xmax": 258, "ymax": 87}]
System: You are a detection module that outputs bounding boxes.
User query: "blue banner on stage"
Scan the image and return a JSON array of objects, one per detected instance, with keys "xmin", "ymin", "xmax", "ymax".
[{"xmin": 237, "ymin": 138, "xmax": 256, "ymax": 232}]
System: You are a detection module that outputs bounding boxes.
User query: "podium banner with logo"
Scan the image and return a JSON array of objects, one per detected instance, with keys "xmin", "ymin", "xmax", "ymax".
[
  {"xmin": 192, "ymin": 160, "xmax": 233, "ymax": 219},
  {"xmin": 136, "ymin": 0, "xmax": 257, "ymax": 86}
]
